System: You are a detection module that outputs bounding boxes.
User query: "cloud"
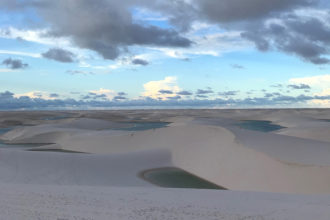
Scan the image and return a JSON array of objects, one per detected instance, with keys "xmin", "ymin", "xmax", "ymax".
[
  {"xmin": 30, "ymin": 0, "xmax": 192, "ymax": 60},
  {"xmin": 1, "ymin": 0, "xmax": 328, "ymax": 65},
  {"xmin": 196, "ymin": 95, "xmax": 208, "ymax": 99},
  {"xmin": 288, "ymin": 84, "xmax": 311, "ymax": 90},
  {"xmin": 167, "ymin": 95, "xmax": 181, "ymax": 100},
  {"xmin": 49, "ymin": 93, "xmax": 59, "ymax": 98},
  {"xmin": 193, "ymin": 0, "xmax": 314, "ymax": 23},
  {"xmin": 0, "ymin": 49, "xmax": 41, "ymax": 58},
  {"xmin": 289, "ymin": 74, "xmax": 330, "ymax": 89},
  {"xmin": 142, "ymin": 76, "xmax": 181, "ymax": 100},
  {"xmin": 241, "ymin": 9, "xmax": 330, "ymax": 64},
  {"xmin": 118, "ymin": 92, "xmax": 127, "ymax": 96},
  {"xmin": 89, "ymin": 88, "xmax": 116, "ymax": 100},
  {"xmin": 159, "ymin": 90, "xmax": 174, "ymax": 95},
  {"xmin": 2, "ymin": 58, "xmax": 28, "ymax": 69},
  {"xmin": 177, "ymin": 91, "xmax": 193, "ymax": 96},
  {"xmin": 42, "ymin": 48, "xmax": 76, "ymax": 63},
  {"xmin": 0, "ymin": 89, "xmax": 330, "ymax": 110},
  {"xmin": 289, "ymin": 74, "xmax": 330, "ymax": 106},
  {"xmin": 231, "ymin": 64, "xmax": 245, "ymax": 69},
  {"xmin": 218, "ymin": 91, "xmax": 239, "ymax": 96},
  {"xmin": 196, "ymin": 88, "xmax": 214, "ymax": 95},
  {"xmin": 14, "ymin": 91, "xmax": 58, "ymax": 100},
  {"xmin": 270, "ymin": 84, "xmax": 284, "ymax": 88},
  {"xmin": 0, "ymin": 27, "xmax": 71, "ymax": 47},
  {"xmin": 132, "ymin": 59, "xmax": 149, "ymax": 66},
  {"xmin": 113, "ymin": 96, "xmax": 127, "ymax": 101},
  {"xmin": 66, "ymin": 70, "xmax": 94, "ymax": 75}
]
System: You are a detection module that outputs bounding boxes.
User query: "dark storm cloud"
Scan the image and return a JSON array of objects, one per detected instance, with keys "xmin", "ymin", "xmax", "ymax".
[
  {"xmin": 38, "ymin": 0, "xmax": 192, "ymax": 60},
  {"xmin": 193, "ymin": 0, "xmax": 315, "ymax": 23},
  {"xmin": 42, "ymin": 48, "xmax": 76, "ymax": 63},
  {"xmin": 1, "ymin": 0, "xmax": 326, "ymax": 64},
  {"xmin": 132, "ymin": 59, "xmax": 149, "ymax": 66},
  {"xmin": 241, "ymin": 12, "xmax": 330, "ymax": 65},
  {"xmin": 177, "ymin": 91, "xmax": 193, "ymax": 96},
  {"xmin": 2, "ymin": 58, "xmax": 28, "ymax": 69},
  {"xmin": 159, "ymin": 90, "xmax": 173, "ymax": 95},
  {"xmin": 288, "ymin": 84, "xmax": 311, "ymax": 90}
]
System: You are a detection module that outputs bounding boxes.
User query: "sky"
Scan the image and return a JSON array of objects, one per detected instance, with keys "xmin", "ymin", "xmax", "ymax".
[{"xmin": 0, "ymin": 0, "xmax": 330, "ymax": 109}]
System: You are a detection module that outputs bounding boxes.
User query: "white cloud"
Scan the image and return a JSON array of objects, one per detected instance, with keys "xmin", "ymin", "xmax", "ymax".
[
  {"xmin": 289, "ymin": 74, "xmax": 330, "ymax": 107},
  {"xmin": 0, "ymin": 68, "xmax": 14, "ymax": 73},
  {"xmin": 0, "ymin": 27, "xmax": 71, "ymax": 47},
  {"xmin": 0, "ymin": 49, "xmax": 41, "ymax": 58},
  {"xmin": 142, "ymin": 76, "xmax": 181, "ymax": 100},
  {"xmin": 147, "ymin": 30, "xmax": 251, "ymax": 60},
  {"xmin": 289, "ymin": 74, "xmax": 330, "ymax": 90}
]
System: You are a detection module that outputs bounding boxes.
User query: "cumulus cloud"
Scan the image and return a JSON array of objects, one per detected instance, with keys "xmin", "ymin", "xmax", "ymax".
[
  {"xmin": 2, "ymin": 58, "xmax": 28, "ymax": 69},
  {"xmin": 289, "ymin": 74, "xmax": 330, "ymax": 106},
  {"xmin": 142, "ymin": 76, "xmax": 181, "ymax": 100},
  {"xmin": 42, "ymin": 48, "xmax": 76, "ymax": 63}
]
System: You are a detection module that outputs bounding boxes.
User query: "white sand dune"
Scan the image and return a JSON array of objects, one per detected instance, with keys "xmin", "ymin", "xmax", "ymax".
[
  {"xmin": 1, "ymin": 110, "xmax": 330, "ymax": 219},
  {"xmin": 0, "ymin": 148, "xmax": 171, "ymax": 187},
  {"xmin": 2, "ymin": 117, "xmax": 330, "ymax": 194}
]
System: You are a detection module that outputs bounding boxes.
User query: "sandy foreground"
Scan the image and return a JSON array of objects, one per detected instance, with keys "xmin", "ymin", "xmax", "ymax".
[{"xmin": 0, "ymin": 109, "xmax": 330, "ymax": 219}]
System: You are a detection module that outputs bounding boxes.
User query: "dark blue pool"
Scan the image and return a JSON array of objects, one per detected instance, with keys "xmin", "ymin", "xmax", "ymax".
[
  {"xmin": 236, "ymin": 120, "xmax": 285, "ymax": 132},
  {"xmin": 0, "ymin": 127, "xmax": 12, "ymax": 135},
  {"xmin": 141, "ymin": 167, "xmax": 226, "ymax": 190}
]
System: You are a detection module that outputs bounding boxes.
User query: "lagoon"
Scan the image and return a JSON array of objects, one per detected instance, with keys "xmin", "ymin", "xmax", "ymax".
[
  {"xmin": 141, "ymin": 167, "xmax": 225, "ymax": 190},
  {"xmin": 236, "ymin": 120, "xmax": 285, "ymax": 132}
]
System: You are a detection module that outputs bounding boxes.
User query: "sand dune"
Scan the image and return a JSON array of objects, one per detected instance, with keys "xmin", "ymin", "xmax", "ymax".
[{"xmin": 0, "ymin": 109, "xmax": 330, "ymax": 219}]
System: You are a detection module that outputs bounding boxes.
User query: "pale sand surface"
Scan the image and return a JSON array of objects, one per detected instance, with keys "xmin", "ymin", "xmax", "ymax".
[
  {"xmin": 0, "ymin": 109, "xmax": 330, "ymax": 219},
  {"xmin": 0, "ymin": 184, "xmax": 330, "ymax": 220}
]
